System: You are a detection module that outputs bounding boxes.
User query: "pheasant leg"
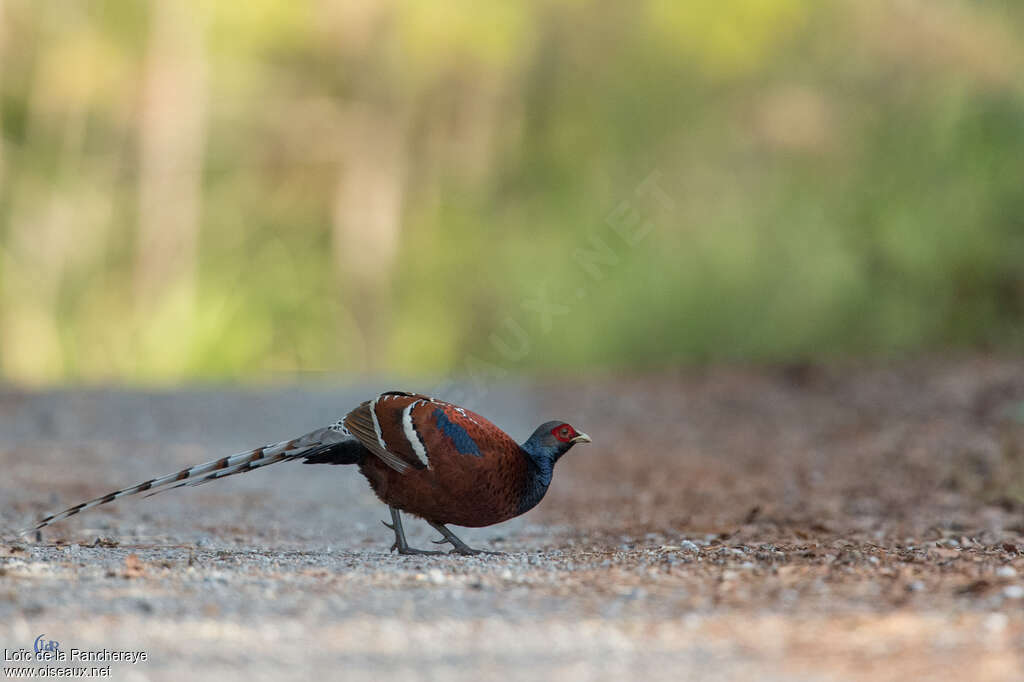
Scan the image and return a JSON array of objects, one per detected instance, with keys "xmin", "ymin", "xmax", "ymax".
[{"xmin": 382, "ymin": 507, "xmax": 443, "ymax": 555}]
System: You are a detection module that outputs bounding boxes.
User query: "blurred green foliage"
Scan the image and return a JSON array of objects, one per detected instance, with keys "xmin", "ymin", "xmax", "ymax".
[{"xmin": 1, "ymin": 0, "xmax": 1023, "ymax": 384}]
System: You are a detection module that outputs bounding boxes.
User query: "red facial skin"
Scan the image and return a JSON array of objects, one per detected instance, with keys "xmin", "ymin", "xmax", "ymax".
[{"xmin": 551, "ymin": 424, "xmax": 578, "ymax": 443}]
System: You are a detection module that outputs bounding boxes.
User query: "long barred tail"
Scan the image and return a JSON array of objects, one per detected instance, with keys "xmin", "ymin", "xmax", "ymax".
[{"xmin": 20, "ymin": 423, "xmax": 356, "ymax": 537}]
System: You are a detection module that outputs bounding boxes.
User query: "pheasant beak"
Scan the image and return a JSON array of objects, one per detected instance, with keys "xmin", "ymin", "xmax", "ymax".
[{"xmin": 570, "ymin": 432, "xmax": 592, "ymax": 444}]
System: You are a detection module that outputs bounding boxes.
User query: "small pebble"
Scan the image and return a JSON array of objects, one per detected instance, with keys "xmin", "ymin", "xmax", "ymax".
[
  {"xmin": 984, "ymin": 613, "xmax": 1008, "ymax": 633},
  {"xmin": 996, "ymin": 566, "xmax": 1017, "ymax": 578},
  {"xmin": 1003, "ymin": 585, "xmax": 1024, "ymax": 599}
]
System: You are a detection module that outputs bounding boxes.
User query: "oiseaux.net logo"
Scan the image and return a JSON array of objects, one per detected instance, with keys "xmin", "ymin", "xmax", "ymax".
[{"xmin": 3, "ymin": 635, "xmax": 148, "ymax": 678}]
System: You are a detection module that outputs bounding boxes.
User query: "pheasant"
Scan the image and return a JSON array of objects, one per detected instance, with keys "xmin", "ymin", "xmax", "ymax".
[{"xmin": 22, "ymin": 391, "xmax": 591, "ymax": 555}]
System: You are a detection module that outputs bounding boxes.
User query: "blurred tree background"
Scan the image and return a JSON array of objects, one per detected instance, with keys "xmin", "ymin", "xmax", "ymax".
[{"xmin": 0, "ymin": 0, "xmax": 1022, "ymax": 384}]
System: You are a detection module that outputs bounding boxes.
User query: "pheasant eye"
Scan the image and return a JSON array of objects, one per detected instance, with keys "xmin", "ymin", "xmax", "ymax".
[{"xmin": 550, "ymin": 424, "xmax": 575, "ymax": 442}]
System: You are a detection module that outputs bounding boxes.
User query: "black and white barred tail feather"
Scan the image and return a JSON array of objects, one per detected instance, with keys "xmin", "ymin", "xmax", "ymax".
[{"xmin": 19, "ymin": 423, "xmax": 356, "ymax": 536}]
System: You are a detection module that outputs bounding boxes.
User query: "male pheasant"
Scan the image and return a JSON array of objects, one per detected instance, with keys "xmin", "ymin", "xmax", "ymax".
[{"xmin": 23, "ymin": 391, "xmax": 590, "ymax": 555}]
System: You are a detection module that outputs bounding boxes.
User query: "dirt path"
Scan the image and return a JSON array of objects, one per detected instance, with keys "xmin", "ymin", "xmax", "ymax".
[{"xmin": 2, "ymin": 358, "xmax": 1024, "ymax": 680}]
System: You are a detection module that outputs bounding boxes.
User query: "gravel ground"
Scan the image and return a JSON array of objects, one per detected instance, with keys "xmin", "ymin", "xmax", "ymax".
[{"xmin": 3, "ymin": 358, "xmax": 1024, "ymax": 681}]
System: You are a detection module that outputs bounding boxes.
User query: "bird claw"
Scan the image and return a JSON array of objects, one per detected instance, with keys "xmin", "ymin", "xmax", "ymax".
[
  {"xmin": 388, "ymin": 539, "xmax": 443, "ymax": 555},
  {"xmin": 448, "ymin": 546, "xmax": 480, "ymax": 555},
  {"xmin": 447, "ymin": 546, "xmax": 504, "ymax": 556},
  {"xmin": 396, "ymin": 546, "xmax": 445, "ymax": 556}
]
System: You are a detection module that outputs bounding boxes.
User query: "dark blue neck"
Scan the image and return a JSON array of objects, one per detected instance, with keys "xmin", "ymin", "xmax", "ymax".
[{"xmin": 516, "ymin": 441, "xmax": 563, "ymax": 514}]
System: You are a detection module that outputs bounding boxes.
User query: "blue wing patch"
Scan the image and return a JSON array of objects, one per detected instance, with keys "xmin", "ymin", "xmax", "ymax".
[{"xmin": 433, "ymin": 408, "xmax": 482, "ymax": 456}]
